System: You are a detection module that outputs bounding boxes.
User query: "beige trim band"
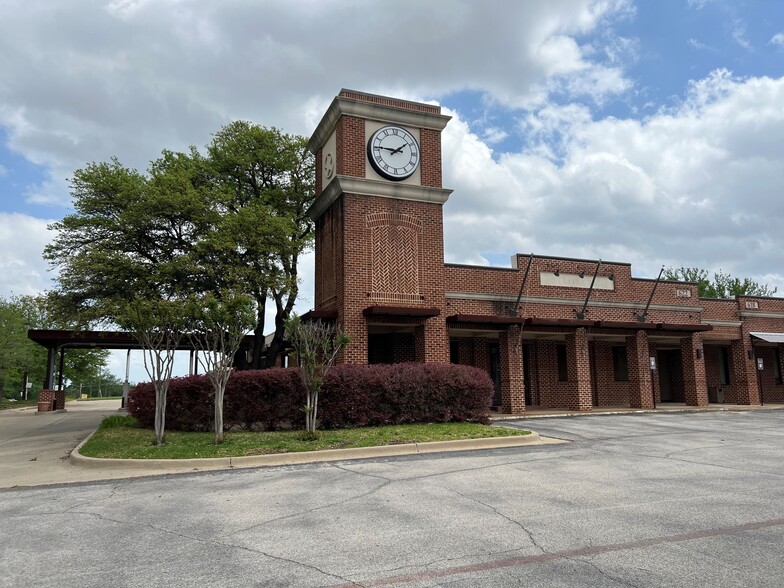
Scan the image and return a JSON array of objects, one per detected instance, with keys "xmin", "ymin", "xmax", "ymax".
[
  {"xmin": 308, "ymin": 176, "xmax": 452, "ymax": 220},
  {"xmin": 445, "ymin": 291, "xmax": 703, "ymax": 313},
  {"xmin": 309, "ymin": 96, "xmax": 451, "ymax": 153}
]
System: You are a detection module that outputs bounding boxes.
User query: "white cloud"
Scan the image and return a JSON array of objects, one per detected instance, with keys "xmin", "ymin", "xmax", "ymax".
[
  {"xmin": 731, "ymin": 20, "xmax": 752, "ymax": 50},
  {"xmin": 688, "ymin": 38, "xmax": 715, "ymax": 51},
  {"xmin": 770, "ymin": 32, "xmax": 784, "ymax": 47},
  {"xmin": 441, "ymin": 70, "xmax": 784, "ymax": 292},
  {"xmin": 0, "ymin": 0, "xmax": 634, "ymax": 208},
  {"xmin": 480, "ymin": 127, "xmax": 507, "ymax": 145},
  {"xmin": 0, "ymin": 213, "xmax": 55, "ymax": 297}
]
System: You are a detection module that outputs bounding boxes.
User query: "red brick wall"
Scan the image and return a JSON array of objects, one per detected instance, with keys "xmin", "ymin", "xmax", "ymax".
[{"xmin": 592, "ymin": 342, "xmax": 630, "ymax": 405}]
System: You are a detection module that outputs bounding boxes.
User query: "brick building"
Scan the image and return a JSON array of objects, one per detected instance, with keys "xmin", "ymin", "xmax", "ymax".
[{"xmin": 305, "ymin": 89, "xmax": 784, "ymax": 414}]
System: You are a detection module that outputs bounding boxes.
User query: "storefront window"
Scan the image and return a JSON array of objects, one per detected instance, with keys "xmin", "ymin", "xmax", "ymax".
[
  {"xmin": 613, "ymin": 346, "xmax": 629, "ymax": 381},
  {"xmin": 718, "ymin": 347, "xmax": 731, "ymax": 385},
  {"xmin": 557, "ymin": 344, "xmax": 568, "ymax": 381}
]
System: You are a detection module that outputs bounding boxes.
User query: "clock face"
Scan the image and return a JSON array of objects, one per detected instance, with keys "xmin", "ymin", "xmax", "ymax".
[
  {"xmin": 323, "ymin": 151, "xmax": 335, "ymax": 181},
  {"xmin": 367, "ymin": 125, "xmax": 420, "ymax": 181}
]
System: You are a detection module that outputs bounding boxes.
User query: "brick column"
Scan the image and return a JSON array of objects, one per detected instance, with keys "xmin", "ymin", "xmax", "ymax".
[
  {"xmin": 499, "ymin": 326, "xmax": 525, "ymax": 415},
  {"xmin": 731, "ymin": 338, "xmax": 761, "ymax": 405},
  {"xmin": 681, "ymin": 333, "xmax": 708, "ymax": 406},
  {"xmin": 565, "ymin": 328, "xmax": 592, "ymax": 411},
  {"xmin": 423, "ymin": 316, "xmax": 450, "ymax": 363},
  {"xmin": 627, "ymin": 330, "xmax": 654, "ymax": 409},
  {"xmin": 340, "ymin": 310, "xmax": 368, "ymax": 364}
]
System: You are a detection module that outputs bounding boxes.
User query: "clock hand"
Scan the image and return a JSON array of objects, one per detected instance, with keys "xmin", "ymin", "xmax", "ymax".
[
  {"xmin": 376, "ymin": 146, "xmax": 397, "ymax": 153},
  {"xmin": 390, "ymin": 144, "xmax": 406, "ymax": 154}
]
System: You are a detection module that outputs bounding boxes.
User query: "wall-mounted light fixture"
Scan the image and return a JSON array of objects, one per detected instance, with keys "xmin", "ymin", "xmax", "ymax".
[
  {"xmin": 696, "ymin": 348, "xmax": 702, "ymax": 359},
  {"xmin": 608, "ymin": 274, "xmax": 615, "ymax": 282},
  {"xmin": 578, "ymin": 271, "xmax": 585, "ymax": 278},
  {"xmin": 554, "ymin": 267, "xmax": 560, "ymax": 277},
  {"xmin": 748, "ymin": 350, "xmax": 754, "ymax": 360}
]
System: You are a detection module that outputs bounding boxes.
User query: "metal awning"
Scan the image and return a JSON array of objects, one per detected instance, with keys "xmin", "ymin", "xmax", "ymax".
[{"xmin": 750, "ymin": 332, "xmax": 784, "ymax": 344}]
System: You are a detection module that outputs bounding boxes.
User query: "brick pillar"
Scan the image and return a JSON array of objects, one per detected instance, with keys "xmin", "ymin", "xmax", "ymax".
[
  {"xmin": 627, "ymin": 330, "xmax": 654, "ymax": 409},
  {"xmin": 731, "ymin": 338, "xmax": 761, "ymax": 405},
  {"xmin": 565, "ymin": 328, "xmax": 592, "ymax": 411},
  {"xmin": 340, "ymin": 309, "xmax": 368, "ymax": 364},
  {"xmin": 413, "ymin": 318, "xmax": 449, "ymax": 363},
  {"xmin": 499, "ymin": 326, "xmax": 525, "ymax": 415},
  {"xmin": 681, "ymin": 333, "xmax": 708, "ymax": 406},
  {"xmin": 423, "ymin": 316, "xmax": 449, "ymax": 363}
]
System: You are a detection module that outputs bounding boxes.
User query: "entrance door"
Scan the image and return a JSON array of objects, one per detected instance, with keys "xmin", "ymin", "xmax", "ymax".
[
  {"xmin": 657, "ymin": 349, "xmax": 682, "ymax": 402},
  {"xmin": 522, "ymin": 343, "xmax": 533, "ymax": 406},
  {"xmin": 489, "ymin": 342, "xmax": 502, "ymax": 406}
]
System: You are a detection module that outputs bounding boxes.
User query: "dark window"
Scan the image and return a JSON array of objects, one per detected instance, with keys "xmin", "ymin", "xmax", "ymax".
[
  {"xmin": 612, "ymin": 346, "xmax": 629, "ymax": 381},
  {"xmin": 774, "ymin": 350, "xmax": 782, "ymax": 385},
  {"xmin": 556, "ymin": 344, "xmax": 568, "ymax": 382},
  {"xmin": 450, "ymin": 340, "xmax": 460, "ymax": 364},
  {"xmin": 718, "ymin": 347, "xmax": 730, "ymax": 385}
]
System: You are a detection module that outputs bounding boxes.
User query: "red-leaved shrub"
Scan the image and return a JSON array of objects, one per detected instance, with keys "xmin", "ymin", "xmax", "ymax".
[
  {"xmin": 318, "ymin": 363, "xmax": 493, "ymax": 428},
  {"xmin": 128, "ymin": 363, "xmax": 493, "ymax": 431}
]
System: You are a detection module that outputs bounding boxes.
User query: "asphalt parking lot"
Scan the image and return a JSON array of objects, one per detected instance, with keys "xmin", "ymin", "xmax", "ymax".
[{"xmin": 2, "ymin": 409, "xmax": 784, "ymax": 587}]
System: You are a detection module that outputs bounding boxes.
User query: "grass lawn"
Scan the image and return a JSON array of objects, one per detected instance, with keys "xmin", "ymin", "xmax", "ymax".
[
  {"xmin": 79, "ymin": 416, "xmax": 530, "ymax": 459},
  {"xmin": 0, "ymin": 398, "xmax": 41, "ymax": 411}
]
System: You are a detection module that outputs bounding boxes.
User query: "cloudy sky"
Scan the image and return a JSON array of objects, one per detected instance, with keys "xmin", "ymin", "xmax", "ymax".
[{"xmin": 1, "ymin": 0, "xmax": 783, "ymax": 381}]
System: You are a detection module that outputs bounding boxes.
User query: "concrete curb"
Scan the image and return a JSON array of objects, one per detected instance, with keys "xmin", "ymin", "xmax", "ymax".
[{"xmin": 70, "ymin": 431, "xmax": 546, "ymax": 472}]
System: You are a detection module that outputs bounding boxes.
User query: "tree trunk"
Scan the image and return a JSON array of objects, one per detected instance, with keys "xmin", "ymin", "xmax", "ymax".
[
  {"xmin": 154, "ymin": 385, "xmax": 166, "ymax": 445},
  {"xmin": 251, "ymin": 293, "xmax": 266, "ymax": 369},
  {"xmin": 264, "ymin": 295, "xmax": 287, "ymax": 369},
  {"xmin": 214, "ymin": 386, "xmax": 224, "ymax": 444}
]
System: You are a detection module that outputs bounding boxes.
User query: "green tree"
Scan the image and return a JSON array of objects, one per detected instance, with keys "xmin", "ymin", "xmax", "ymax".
[
  {"xmin": 185, "ymin": 290, "xmax": 256, "ymax": 444},
  {"xmin": 45, "ymin": 122, "xmax": 315, "ymax": 370},
  {"xmin": 0, "ymin": 295, "xmax": 109, "ymax": 399},
  {"xmin": 205, "ymin": 122, "xmax": 315, "ymax": 368},
  {"xmin": 664, "ymin": 267, "xmax": 778, "ymax": 298},
  {"xmin": 285, "ymin": 316, "xmax": 349, "ymax": 435},
  {"xmin": 118, "ymin": 297, "xmax": 187, "ymax": 445}
]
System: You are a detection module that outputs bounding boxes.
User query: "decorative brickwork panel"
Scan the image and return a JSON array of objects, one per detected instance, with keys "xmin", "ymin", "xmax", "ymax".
[{"xmin": 367, "ymin": 212, "xmax": 422, "ymax": 302}]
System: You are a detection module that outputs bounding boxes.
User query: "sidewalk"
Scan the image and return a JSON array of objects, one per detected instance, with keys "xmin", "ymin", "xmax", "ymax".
[{"xmin": 490, "ymin": 402, "xmax": 784, "ymax": 420}]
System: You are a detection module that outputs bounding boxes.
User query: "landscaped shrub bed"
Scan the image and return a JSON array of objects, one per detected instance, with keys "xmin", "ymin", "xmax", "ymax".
[
  {"xmin": 128, "ymin": 363, "xmax": 493, "ymax": 431},
  {"xmin": 318, "ymin": 363, "xmax": 494, "ymax": 428}
]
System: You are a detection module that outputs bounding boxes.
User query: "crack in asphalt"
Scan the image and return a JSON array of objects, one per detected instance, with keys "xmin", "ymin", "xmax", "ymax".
[
  {"xmin": 580, "ymin": 442, "xmax": 784, "ymax": 478},
  {"xmin": 218, "ymin": 468, "xmax": 392, "ymax": 538},
  {"xmin": 564, "ymin": 555, "xmax": 644, "ymax": 588},
  {"xmin": 443, "ymin": 487, "xmax": 546, "ymax": 555},
  {"xmin": 61, "ymin": 508, "xmax": 363, "ymax": 586}
]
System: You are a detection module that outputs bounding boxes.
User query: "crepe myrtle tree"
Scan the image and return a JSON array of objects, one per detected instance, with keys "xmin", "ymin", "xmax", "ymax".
[
  {"xmin": 285, "ymin": 315, "xmax": 349, "ymax": 435},
  {"xmin": 185, "ymin": 290, "xmax": 256, "ymax": 444},
  {"xmin": 118, "ymin": 297, "xmax": 187, "ymax": 446}
]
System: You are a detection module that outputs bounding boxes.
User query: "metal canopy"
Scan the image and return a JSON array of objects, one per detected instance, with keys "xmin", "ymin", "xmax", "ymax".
[{"xmin": 750, "ymin": 332, "xmax": 784, "ymax": 344}]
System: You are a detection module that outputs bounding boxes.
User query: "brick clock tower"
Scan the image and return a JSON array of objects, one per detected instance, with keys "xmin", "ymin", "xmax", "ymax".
[{"xmin": 307, "ymin": 89, "xmax": 453, "ymax": 364}]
